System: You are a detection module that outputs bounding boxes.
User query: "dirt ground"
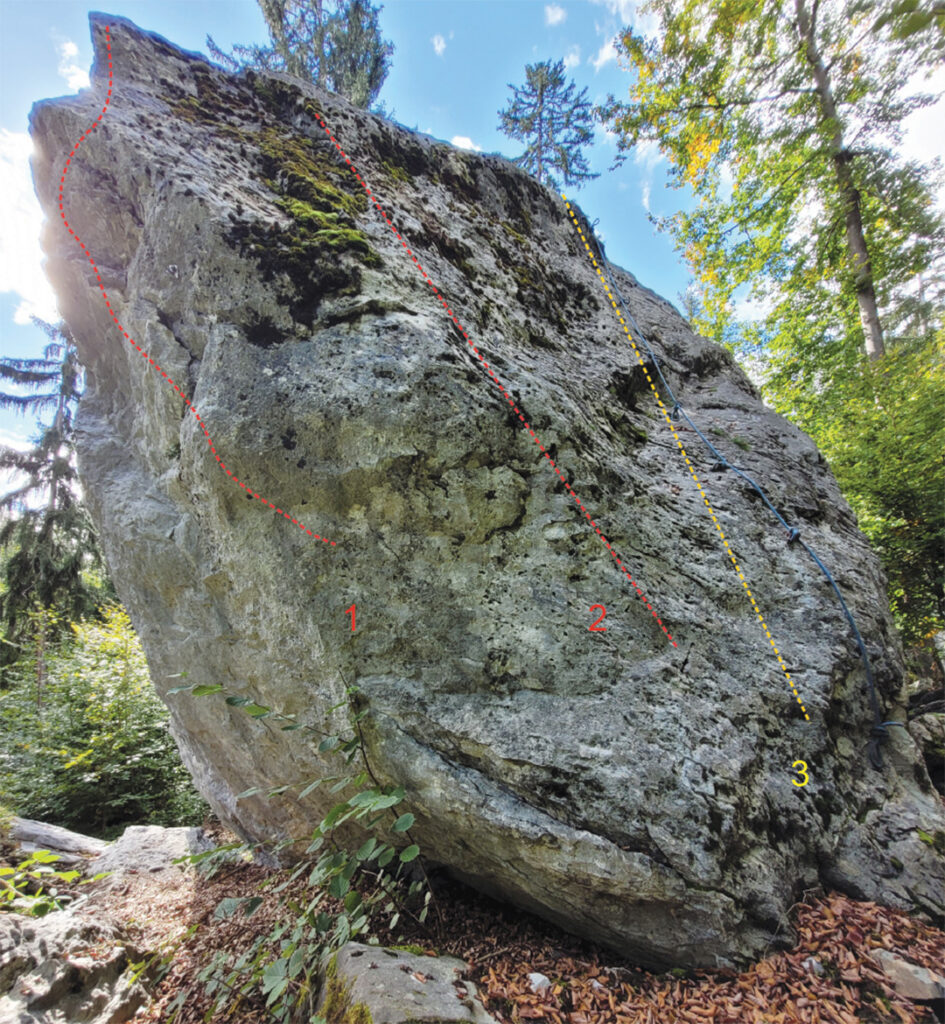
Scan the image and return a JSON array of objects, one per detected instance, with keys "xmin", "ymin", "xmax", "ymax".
[{"xmin": 71, "ymin": 817, "xmax": 944, "ymax": 1024}]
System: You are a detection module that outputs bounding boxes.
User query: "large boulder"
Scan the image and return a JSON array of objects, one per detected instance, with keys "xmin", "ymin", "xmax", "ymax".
[{"xmin": 28, "ymin": 12, "xmax": 945, "ymax": 970}]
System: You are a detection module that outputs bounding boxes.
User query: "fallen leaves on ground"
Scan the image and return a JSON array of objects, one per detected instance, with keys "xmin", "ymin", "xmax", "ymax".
[
  {"xmin": 463, "ymin": 891, "xmax": 944, "ymax": 1024},
  {"xmin": 69, "ymin": 818, "xmax": 944, "ymax": 1024}
]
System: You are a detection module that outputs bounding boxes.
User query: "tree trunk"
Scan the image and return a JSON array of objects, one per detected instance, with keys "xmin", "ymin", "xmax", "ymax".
[
  {"xmin": 537, "ymin": 78, "xmax": 545, "ymax": 186},
  {"xmin": 35, "ymin": 609, "xmax": 45, "ymax": 716},
  {"xmin": 795, "ymin": 0, "xmax": 885, "ymax": 360}
]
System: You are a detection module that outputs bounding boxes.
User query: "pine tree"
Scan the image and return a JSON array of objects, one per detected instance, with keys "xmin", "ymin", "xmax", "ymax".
[
  {"xmin": 0, "ymin": 318, "xmax": 112, "ymax": 680},
  {"xmin": 207, "ymin": 0, "xmax": 393, "ymax": 110},
  {"xmin": 497, "ymin": 59, "xmax": 599, "ymax": 190},
  {"xmin": 324, "ymin": 0, "xmax": 393, "ymax": 108}
]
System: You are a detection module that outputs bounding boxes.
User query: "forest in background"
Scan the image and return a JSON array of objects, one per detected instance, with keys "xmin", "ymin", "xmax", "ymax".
[{"xmin": 0, "ymin": 0, "xmax": 942, "ymax": 843}]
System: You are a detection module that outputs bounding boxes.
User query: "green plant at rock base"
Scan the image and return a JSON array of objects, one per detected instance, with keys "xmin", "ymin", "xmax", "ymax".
[
  {"xmin": 166, "ymin": 673, "xmax": 435, "ymax": 1024},
  {"xmin": 0, "ymin": 848, "xmax": 109, "ymax": 917}
]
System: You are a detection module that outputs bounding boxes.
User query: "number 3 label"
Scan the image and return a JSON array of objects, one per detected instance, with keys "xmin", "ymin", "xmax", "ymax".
[
  {"xmin": 791, "ymin": 760, "xmax": 809, "ymax": 787},
  {"xmin": 589, "ymin": 605, "xmax": 607, "ymax": 631}
]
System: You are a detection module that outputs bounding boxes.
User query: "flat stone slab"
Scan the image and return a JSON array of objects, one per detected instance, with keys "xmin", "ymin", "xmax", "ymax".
[
  {"xmin": 10, "ymin": 817, "xmax": 109, "ymax": 861},
  {"xmin": 317, "ymin": 942, "xmax": 498, "ymax": 1024},
  {"xmin": 93, "ymin": 824, "xmax": 214, "ymax": 875}
]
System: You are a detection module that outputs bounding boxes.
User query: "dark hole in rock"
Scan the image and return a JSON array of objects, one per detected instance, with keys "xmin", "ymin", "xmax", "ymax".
[{"xmin": 245, "ymin": 315, "xmax": 282, "ymax": 348}]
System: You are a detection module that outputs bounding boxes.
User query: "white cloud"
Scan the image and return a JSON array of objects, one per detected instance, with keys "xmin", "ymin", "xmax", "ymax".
[
  {"xmin": 590, "ymin": 38, "xmax": 618, "ymax": 72},
  {"xmin": 732, "ymin": 289, "xmax": 775, "ymax": 323},
  {"xmin": 0, "ymin": 428, "xmax": 32, "ymax": 452},
  {"xmin": 632, "ymin": 139, "xmax": 664, "ymax": 214},
  {"xmin": 633, "ymin": 138, "xmax": 664, "ymax": 172},
  {"xmin": 0, "ymin": 429, "xmax": 35, "ymax": 504},
  {"xmin": 590, "ymin": 0, "xmax": 637, "ymax": 21},
  {"xmin": 589, "ymin": 0, "xmax": 658, "ymax": 34},
  {"xmin": 0, "ymin": 130, "xmax": 59, "ymax": 328},
  {"xmin": 56, "ymin": 39, "xmax": 90, "ymax": 92},
  {"xmin": 545, "ymin": 4, "xmax": 567, "ymax": 26},
  {"xmin": 451, "ymin": 136, "xmax": 482, "ymax": 152},
  {"xmin": 594, "ymin": 119, "xmax": 618, "ymax": 146},
  {"xmin": 431, "ymin": 33, "xmax": 446, "ymax": 57},
  {"xmin": 563, "ymin": 45, "xmax": 580, "ymax": 69},
  {"xmin": 901, "ymin": 65, "xmax": 945, "ymax": 209},
  {"xmin": 588, "ymin": 0, "xmax": 660, "ymax": 42}
]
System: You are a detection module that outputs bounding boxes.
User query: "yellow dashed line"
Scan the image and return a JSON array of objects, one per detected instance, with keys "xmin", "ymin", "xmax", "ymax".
[{"xmin": 562, "ymin": 196, "xmax": 809, "ymax": 722}]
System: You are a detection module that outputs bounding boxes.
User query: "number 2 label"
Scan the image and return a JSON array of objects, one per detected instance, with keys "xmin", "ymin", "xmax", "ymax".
[{"xmin": 589, "ymin": 605, "xmax": 607, "ymax": 631}]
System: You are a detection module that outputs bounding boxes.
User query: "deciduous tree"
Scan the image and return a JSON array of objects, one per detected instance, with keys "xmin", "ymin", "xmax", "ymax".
[{"xmin": 599, "ymin": 0, "xmax": 944, "ymax": 643}]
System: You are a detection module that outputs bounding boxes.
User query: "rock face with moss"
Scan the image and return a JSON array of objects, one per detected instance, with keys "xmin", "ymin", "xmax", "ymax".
[{"xmin": 29, "ymin": 13, "xmax": 944, "ymax": 970}]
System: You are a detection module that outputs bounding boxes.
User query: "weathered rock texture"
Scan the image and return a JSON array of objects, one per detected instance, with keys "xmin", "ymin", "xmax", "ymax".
[
  {"xmin": 29, "ymin": 13, "xmax": 945, "ymax": 970},
  {"xmin": 0, "ymin": 911, "xmax": 151, "ymax": 1023},
  {"xmin": 92, "ymin": 824, "xmax": 214, "ymax": 876},
  {"xmin": 316, "ymin": 943, "xmax": 497, "ymax": 1024},
  {"xmin": 9, "ymin": 818, "xmax": 108, "ymax": 867}
]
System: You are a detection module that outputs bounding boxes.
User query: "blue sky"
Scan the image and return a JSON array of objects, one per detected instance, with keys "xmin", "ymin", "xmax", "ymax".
[{"xmin": 0, "ymin": 0, "xmax": 942, "ymax": 464}]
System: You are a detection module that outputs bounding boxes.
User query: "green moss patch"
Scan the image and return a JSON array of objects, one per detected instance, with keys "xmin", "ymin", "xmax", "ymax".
[
  {"xmin": 322, "ymin": 971, "xmax": 373, "ymax": 1024},
  {"xmin": 226, "ymin": 121, "xmax": 381, "ymax": 328},
  {"xmin": 381, "ymin": 159, "xmax": 411, "ymax": 184},
  {"xmin": 916, "ymin": 828, "xmax": 945, "ymax": 853},
  {"xmin": 258, "ymin": 126, "xmax": 368, "ymax": 220}
]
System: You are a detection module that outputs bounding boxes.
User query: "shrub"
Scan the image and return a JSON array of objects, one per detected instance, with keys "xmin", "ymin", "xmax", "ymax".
[{"xmin": 0, "ymin": 605, "xmax": 207, "ymax": 836}]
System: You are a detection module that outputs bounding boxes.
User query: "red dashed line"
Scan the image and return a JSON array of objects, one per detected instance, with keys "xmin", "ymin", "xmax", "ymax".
[
  {"xmin": 307, "ymin": 106, "xmax": 676, "ymax": 646},
  {"xmin": 57, "ymin": 27, "xmax": 336, "ymax": 548}
]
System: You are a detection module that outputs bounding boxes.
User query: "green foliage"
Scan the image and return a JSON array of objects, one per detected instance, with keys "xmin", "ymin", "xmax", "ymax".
[
  {"xmin": 0, "ymin": 318, "xmax": 114, "ymax": 677},
  {"xmin": 498, "ymin": 58, "xmax": 599, "ymax": 190},
  {"xmin": 0, "ymin": 849, "xmax": 80, "ymax": 916},
  {"xmin": 758, "ymin": 331, "xmax": 944, "ymax": 644},
  {"xmin": 599, "ymin": 0, "xmax": 944, "ymax": 357},
  {"xmin": 167, "ymin": 674, "xmax": 433, "ymax": 1024},
  {"xmin": 0, "ymin": 848, "xmax": 110, "ymax": 916},
  {"xmin": 600, "ymin": 0, "xmax": 944, "ymax": 643},
  {"xmin": 874, "ymin": 0, "xmax": 945, "ymax": 57},
  {"xmin": 0, "ymin": 606, "xmax": 207, "ymax": 835},
  {"xmin": 207, "ymin": 0, "xmax": 394, "ymax": 109}
]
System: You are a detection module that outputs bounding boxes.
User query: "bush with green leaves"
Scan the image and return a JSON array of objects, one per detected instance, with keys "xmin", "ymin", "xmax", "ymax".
[
  {"xmin": 165, "ymin": 675, "xmax": 434, "ymax": 1024},
  {"xmin": 0, "ymin": 604, "xmax": 207, "ymax": 836},
  {"xmin": 0, "ymin": 848, "xmax": 111, "ymax": 916}
]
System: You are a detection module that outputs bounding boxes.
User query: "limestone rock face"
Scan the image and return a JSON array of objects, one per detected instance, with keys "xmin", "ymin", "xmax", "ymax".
[{"xmin": 29, "ymin": 13, "xmax": 945, "ymax": 969}]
